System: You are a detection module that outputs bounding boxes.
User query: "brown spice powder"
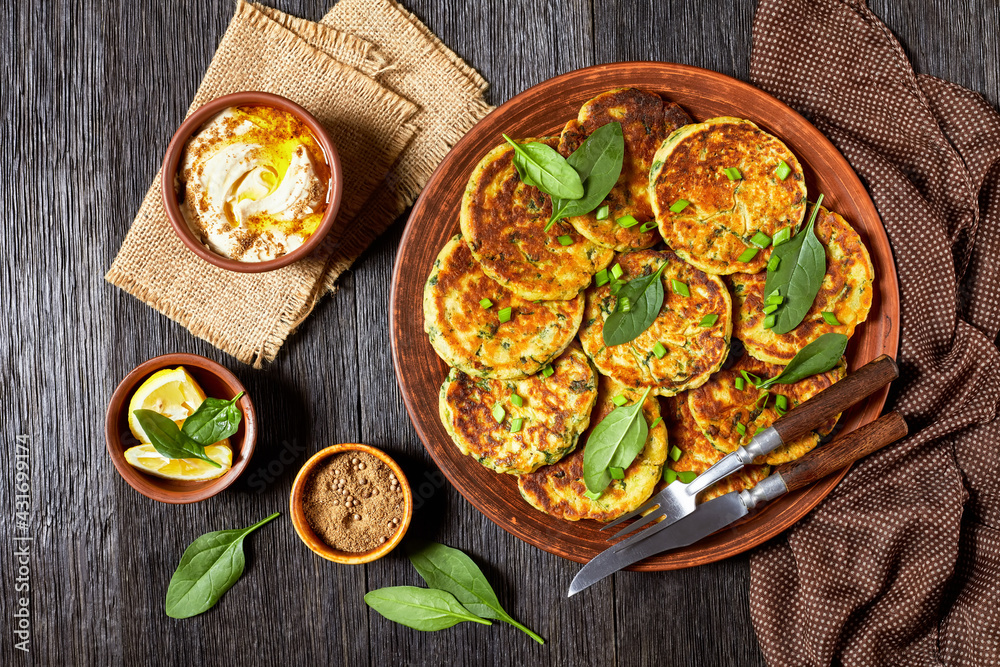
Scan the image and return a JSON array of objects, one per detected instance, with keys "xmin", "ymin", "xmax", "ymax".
[{"xmin": 302, "ymin": 451, "xmax": 405, "ymax": 553}]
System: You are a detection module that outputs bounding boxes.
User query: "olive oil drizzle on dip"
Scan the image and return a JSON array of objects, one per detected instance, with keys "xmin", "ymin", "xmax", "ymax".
[{"xmin": 177, "ymin": 105, "xmax": 331, "ymax": 262}]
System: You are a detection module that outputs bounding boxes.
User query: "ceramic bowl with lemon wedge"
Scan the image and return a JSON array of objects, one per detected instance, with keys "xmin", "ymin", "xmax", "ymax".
[{"xmin": 106, "ymin": 353, "xmax": 256, "ymax": 503}]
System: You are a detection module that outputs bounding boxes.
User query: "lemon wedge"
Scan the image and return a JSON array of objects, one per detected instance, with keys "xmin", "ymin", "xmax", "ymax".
[
  {"xmin": 127, "ymin": 366, "xmax": 229, "ymax": 449},
  {"xmin": 124, "ymin": 443, "xmax": 233, "ymax": 481}
]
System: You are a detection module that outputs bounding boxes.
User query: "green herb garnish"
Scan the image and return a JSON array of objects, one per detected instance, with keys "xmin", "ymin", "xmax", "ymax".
[
  {"xmin": 669, "ymin": 199, "xmax": 689, "ymax": 213},
  {"xmin": 756, "ymin": 333, "xmax": 848, "ymax": 390},
  {"xmin": 763, "ymin": 303, "xmax": 778, "ymax": 314},
  {"xmin": 767, "ymin": 254, "xmax": 781, "ymax": 272},
  {"xmin": 510, "ymin": 418, "xmax": 524, "ymax": 433},
  {"xmin": 640, "ymin": 221, "xmax": 658, "ymax": 233},
  {"xmin": 775, "ymin": 160, "xmax": 791, "ymax": 181},
  {"xmin": 498, "ymin": 307, "xmax": 512, "ymax": 323},
  {"xmin": 764, "ymin": 194, "xmax": 827, "ymax": 334},
  {"xmin": 596, "ymin": 204, "xmax": 610, "ymax": 220},
  {"xmin": 724, "ymin": 167, "xmax": 742, "ymax": 181},
  {"xmin": 738, "ymin": 247, "xmax": 759, "ymax": 262},
  {"xmin": 617, "ymin": 215, "xmax": 640, "ymax": 228},
  {"xmin": 365, "ymin": 587, "xmax": 492, "ymax": 632},
  {"xmin": 664, "ymin": 468, "xmax": 678, "ymax": 484},
  {"xmin": 583, "ymin": 388, "xmax": 651, "ymax": 494},
  {"xmin": 595, "ymin": 268, "xmax": 610, "ymax": 287},
  {"xmin": 612, "ymin": 394, "xmax": 628, "ymax": 407},
  {"xmin": 678, "ymin": 471, "xmax": 697, "ymax": 484},
  {"xmin": 602, "ymin": 263, "xmax": 667, "ymax": 347},
  {"xmin": 547, "ymin": 122, "xmax": 625, "ymax": 230},
  {"xmin": 510, "ymin": 393, "xmax": 523, "ymax": 407},
  {"xmin": 609, "ymin": 466, "xmax": 625, "ymax": 480},
  {"xmin": 670, "ymin": 279, "xmax": 690, "ymax": 297},
  {"xmin": 669, "ymin": 445, "xmax": 682, "ymax": 462},
  {"xmin": 652, "ymin": 341, "xmax": 666, "ymax": 359},
  {"xmin": 479, "ymin": 298, "xmax": 493, "ymax": 309},
  {"xmin": 699, "ymin": 313, "xmax": 719, "ymax": 327},
  {"xmin": 611, "ymin": 263, "xmax": 623, "ymax": 279},
  {"xmin": 735, "ymin": 377, "xmax": 746, "ymax": 391},
  {"xmin": 773, "ymin": 226, "xmax": 791, "ymax": 246},
  {"xmin": 503, "ymin": 134, "xmax": 583, "ymax": 200},
  {"xmin": 492, "ymin": 403, "xmax": 505, "ymax": 423},
  {"xmin": 751, "ymin": 232, "xmax": 772, "ymax": 248},
  {"xmin": 132, "ymin": 410, "xmax": 222, "ymax": 468},
  {"xmin": 541, "ymin": 365, "xmax": 554, "ymax": 378},
  {"xmin": 821, "ymin": 311, "xmax": 842, "ymax": 326},
  {"xmin": 557, "ymin": 235, "xmax": 574, "ymax": 246}
]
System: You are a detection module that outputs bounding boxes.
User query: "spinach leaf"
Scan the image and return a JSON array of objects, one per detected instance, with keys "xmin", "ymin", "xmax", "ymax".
[
  {"xmin": 546, "ymin": 122, "xmax": 625, "ymax": 231},
  {"xmin": 406, "ymin": 542, "xmax": 544, "ymax": 643},
  {"xmin": 181, "ymin": 392, "xmax": 244, "ymax": 446},
  {"xmin": 757, "ymin": 333, "xmax": 848, "ymax": 390},
  {"xmin": 364, "ymin": 586, "xmax": 491, "ymax": 631},
  {"xmin": 764, "ymin": 195, "xmax": 827, "ymax": 334},
  {"xmin": 503, "ymin": 134, "xmax": 584, "ymax": 200},
  {"xmin": 602, "ymin": 263, "xmax": 667, "ymax": 347},
  {"xmin": 583, "ymin": 388, "xmax": 652, "ymax": 493},
  {"xmin": 165, "ymin": 513, "xmax": 279, "ymax": 619},
  {"xmin": 133, "ymin": 409, "xmax": 221, "ymax": 468}
]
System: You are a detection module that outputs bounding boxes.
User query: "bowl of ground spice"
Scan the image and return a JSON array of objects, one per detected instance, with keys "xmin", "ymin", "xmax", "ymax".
[{"xmin": 290, "ymin": 443, "xmax": 413, "ymax": 564}]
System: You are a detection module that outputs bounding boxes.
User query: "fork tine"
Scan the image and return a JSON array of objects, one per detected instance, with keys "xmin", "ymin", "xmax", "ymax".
[
  {"xmin": 607, "ymin": 503, "xmax": 666, "ymax": 540},
  {"xmin": 600, "ymin": 494, "xmax": 662, "ymax": 531}
]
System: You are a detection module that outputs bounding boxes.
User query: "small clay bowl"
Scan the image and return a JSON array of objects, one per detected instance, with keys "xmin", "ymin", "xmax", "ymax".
[
  {"xmin": 106, "ymin": 353, "xmax": 257, "ymax": 504},
  {"xmin": 290, "ymin": 443, "xmax": 413, "ymax": 564},
  {"xmin": 160, "ymin": 91, "xmax": 343, "ymax": 273}
]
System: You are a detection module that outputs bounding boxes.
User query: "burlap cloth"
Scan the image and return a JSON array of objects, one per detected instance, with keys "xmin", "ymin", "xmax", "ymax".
[
  {"xmin": 748, "ymin": 1, "xmax": 1000, "ymax": 665},
  {"xmin": 106, "ymin": 0, "xmax": 492, "ymax": 366}
]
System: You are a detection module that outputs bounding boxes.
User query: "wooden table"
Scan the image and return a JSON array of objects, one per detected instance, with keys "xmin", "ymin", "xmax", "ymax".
[{"xmin": 4, "ymin": 1, "xmax": 995, "ymax": 664}]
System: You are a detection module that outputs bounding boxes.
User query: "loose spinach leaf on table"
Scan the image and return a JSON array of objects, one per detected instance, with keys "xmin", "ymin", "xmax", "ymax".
[
  {"xmin": 602, "ymin": 263, "xmax": 667, "ymax": 347},
  {"xmin": 546, "ymin": 121, "xmax": 625, "ymax": 231},
  {"xmin": 583, "ymin": 388, "xmax": 652, "ymax": 494},
  {"xmin": 181, "ymin": 392, "xmax": 244, "ymax": 446},
  {"xmin": 406, "ymin": 541, "xmax": 545, "ymax": 644},
  {"xmin": 756, "ymin": 333, "xmax": 848, "ymax": 390},
  {"xmin": 503, "ymin": 134, "xmax": 584, "ymax": 200},
  {"xmin": 165, "ymin": 513, "xmax": 279, "ymax": 619},
  {"xmin": 132, "ymin": 409, "xmax": 221, "ymax": 467},
  {"xmin": 764, "ymin": 194, "xmax": 827, "ymax": 334},
  {"xmin": 364, "ymin": 586, "xmax": 492, "ymax": 632}
]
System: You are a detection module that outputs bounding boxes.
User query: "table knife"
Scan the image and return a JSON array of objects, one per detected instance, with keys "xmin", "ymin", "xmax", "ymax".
[
  {"xmin": 568, "ymin": 410, "xmax": 908, "ymax": 597},
  {"xmin": 601, "ymin": 355, "xmax": 898, "ymax": 542}
]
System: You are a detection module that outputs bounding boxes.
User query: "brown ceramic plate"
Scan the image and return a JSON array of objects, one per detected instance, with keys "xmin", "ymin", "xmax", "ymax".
[{"xmin": 389, "ymin": 63, "xmax": 900, "ymax": 569}]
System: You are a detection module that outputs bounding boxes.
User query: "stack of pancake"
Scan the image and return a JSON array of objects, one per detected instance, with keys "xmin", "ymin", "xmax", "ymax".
[{"xmin": 423, "ymin": 88, "xmax": 874, "ymax": 523}]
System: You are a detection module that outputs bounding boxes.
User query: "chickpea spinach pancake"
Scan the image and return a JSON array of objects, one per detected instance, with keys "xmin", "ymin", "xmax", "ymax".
[
  {"xmin": 439, "ymin": 347, "xmax": 598, "ymax": 475},
  {"xmin": 517, "ymin": 376, "xmax": 667, "ymax": 522},
  {"xmin": 650, "ymin": 117, "xmax": 807, "ymax": 275},
  {"xmin": 424, "ymin": 236, "xmax": 584, "ymax": 379},
  {"xmin": 578, "ymin": 249, "xmax": 731, "ymax": 396},
  {"xmin": 557, "ymin": 88, "xmax": 692, "ymax": 252},
  {"xmin": 460, "ymin": 137, "xmax": 614, "ymax": 301},
  {"xmin": 729, "ymin": 207, "xmax": 874, "ymax": 364}
]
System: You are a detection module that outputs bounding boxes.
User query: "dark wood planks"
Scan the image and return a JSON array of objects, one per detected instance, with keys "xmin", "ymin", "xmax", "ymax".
[{"xmin": 3, "ymin": 0, "xmax": 997, "ymax": 665}]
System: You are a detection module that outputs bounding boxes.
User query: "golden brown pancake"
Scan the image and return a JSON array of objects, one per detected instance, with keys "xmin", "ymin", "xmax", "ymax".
[
  {"xmin": 424, "ymin": 236, "xmax": 584, "ymax": 378},
  {"xmin": 578, "ymin": 249, "xmax": 732, "ymax": 396},
  {"xmin": 650, "ymin": 117, "xmax": 807, "ymax": 275},
  {"xmin": 517, "ymin": 375, "xmax": 667, "ymax": 522},
  {"xmin": 728, "ymin": 207, "xmax": 875, "ymax": 364},
  {"xmin": 460, "ymin": 137, "xmax": 615, "ymax": 300},
  {"xmin": 439, "ymin": 346, "xmax": 597, "ymax": 475},
  {"xmin": 557, "ymin": 88, "xmax": 693, "ymax": 251}
]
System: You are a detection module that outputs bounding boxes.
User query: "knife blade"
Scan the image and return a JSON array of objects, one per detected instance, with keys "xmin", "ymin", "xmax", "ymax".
[{"xmin": 568, "ymin": 411, "xmax": 908, "ymax": 597}]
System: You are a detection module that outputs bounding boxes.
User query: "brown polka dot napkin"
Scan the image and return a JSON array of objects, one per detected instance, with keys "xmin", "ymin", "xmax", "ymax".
[{"xmin": 748, "ymin": 1, "xmax": 1000, "ymax": 664}]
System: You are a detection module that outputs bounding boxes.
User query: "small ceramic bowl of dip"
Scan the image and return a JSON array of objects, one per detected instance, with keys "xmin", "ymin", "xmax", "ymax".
[
  {"xmin": 105, "ymin": 353, "xmax": 257, "ymax": 504},
  {"xmin": 290, "ymin": 443, "xmax": 413, "ymax": 564},
  {"xmin": 161, "ymin": 91, "xmax": 343, "ymax": 273}
]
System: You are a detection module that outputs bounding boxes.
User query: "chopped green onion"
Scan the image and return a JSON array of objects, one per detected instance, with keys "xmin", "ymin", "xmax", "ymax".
[
  {"xmin": 584, "ymin": 489, "xmax": 602, "ymax": 500},
  {"xmin": 595, "ymin": 269, "xmax": 609, "ymax": 287},
  {"xmin": 678, "ymin": 471, "xmax": 697, "ymax": 484},
  {"xmin": 492, "ymin": 403, "xmax": 505, "ymax": 423},
  {"xmin": 557, "ymin": 235, "xmax": 574, "ymax": 246},
  {"xmin": 609, "ymin": 466, "xmax": 625, "ymax": 480},
  {"xmin": 610, "ymin": 281, "xmax": 623, "ymax": 295},
  {"xmin": 767, "ymin": 254, "xmax": 781, "ymax": 272},
  {"xmin": 664, "ymin": 468, "xmax": 678, "ymax": 485},
  {"xmin": 724, "ymin": 167, "xmax": 742, "ymax": 181},
  {"xmin": 821, "ymin": 311, "xmax": 842, "ymax": 326},
  {"xmin": 773, "ymin": 226, "xmax": 791, "ymax": 246},
  {"xmin": 741, "ymin": 370, "xmax": 762, "ymax": 386},
  {"xmin": 756, "ymin": 392, "xmax": 769, "ymax": 410},
  {"xmin": 669, "ymin": 199, "xmax": 690, "ymax": 213},
  {"xmin": 620, "ymin": 296, "xmax": 632, "ymax": 313},
  {"xmin": 639, "ymin": 220, "xmax": 658, "ymax": 233},
  {"xmin": 699, "ymin": 313, "xmax": 719, "ymax": 327},
  {"xmin": 650, "ymin": 417, "xmax": 663, "ymax": 429},
  {"xmin": 669, "ymin": 445, "xmax": 682, "ymax": 462},
  {"xmin": 751, "ymin": 232, "xmax": 772, "ymax": 248},
  {"xmin": 617, "ymin": 215, "xmax": 640, "ymax": 228},
  {"xmin": 596, "ymin": 205, "xmax": 610, "ymax": 220},
  {"xmin": 738, "ymin": 247, "xmax": 759, "ymax": 262},
  {"xmin": 670, "ymin": 279, "xmax": 690, "ymax": 297},
  {"xmin": 765, "ymin": 292, "xmax": 784, "ymax": 305},
  {"xmin": 541, "ymin": 365, "xmax": 554, "ymax": 378},
  {"xmin": 735, "ymin": 377, "xmax": 746, "ymax": 391},
  {"xmin": 763, "ymin": 303, "xmax": 779, "ymax": 315},
  {"xmin": 775, "ymin": 160, "xmax": 792, "ymax": 181},
  {"xmin": 652, "ymin": 341, "xmax": 667, "ymax": 359},
  {"xmin": 764, "ymin": 313, "xmax": 776, "ymax": 329},
  {"xmin": 510, "ymin": 417, "xmax": 524, "ymax": 433},
  {"xmin": 498, "ymin": 307, "xmax": 512, "ymax": 323},
  {"xmin": 776, "ymin": 394, "xmax": 788, "ymax": 411},
  {"xmin": 612, "ymin": 394, "xmax": 628, "ymax": 407},
  {"xmin": 754, "ymin": 426, "xmax": 765, "ymax": 435},
  {"xmin": 479, "ymin": 298, "xmax": 493, "ymax": 309},
  {"xmin": 736, "ymin": 423, "xmax": 746, "ymax": 436},
  {"xmin": 611, "ymin": 263, "xmax": 623, "ymax": 279},
  {"xmin": 510, "ymin": 393, "xmax": 523, "ymax": 407}
]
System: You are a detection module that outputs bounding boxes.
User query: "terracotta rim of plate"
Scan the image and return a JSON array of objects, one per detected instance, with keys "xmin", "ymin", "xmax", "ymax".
[
  {"xmin": 105, "ymin": 353, "xmax": 257, "ymax": 504},
  {"xmin": 160, "ymin": 91, "xmax": 343, "ymax": 273},
  {"xmin": 289, "ymin": 443, "xmax": 414, "ymax": 564}
]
